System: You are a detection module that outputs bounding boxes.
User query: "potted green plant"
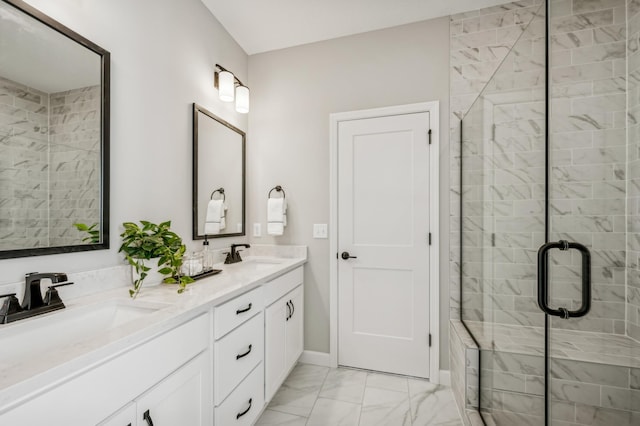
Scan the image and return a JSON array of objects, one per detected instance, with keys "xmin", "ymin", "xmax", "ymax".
[{"xmin": 119, "ymin": 220, "xmax": 195, "ymax": 298}]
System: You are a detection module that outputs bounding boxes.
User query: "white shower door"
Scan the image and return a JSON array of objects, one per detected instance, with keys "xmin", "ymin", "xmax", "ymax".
[{"xmin": 337, "ymin": 111, "xmax": 431, "ymax": 378}]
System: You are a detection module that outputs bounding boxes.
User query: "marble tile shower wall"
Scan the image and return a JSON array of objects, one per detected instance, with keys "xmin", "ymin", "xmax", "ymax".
[
  {"xmin": 454, "ymin": 0, "xmax": 547, "ymax": 327},
  {"xmin": 0, "ymin": 77, "xmax": 99, "ymax": 249},
  {"xmin": 546, "ymin": 0, "xmax": 628, "ymax": 336},
  {"xmin": 0, "ymin": 76, "xmax": 50, "ymax": 249},
  {"xmin": 453, "ymin": 0, "xmax": 633, "ymax": 335},
  {"xmin": 450, "ymin": 0, "xmax": 544, "ymax": 322},
  {"xmin": 48, "ymin": 85, "xmax": 101, "ymax": 247},
  {"xmin": 628, "ymin": 0, "xmax": 640, "ymax": 343}
]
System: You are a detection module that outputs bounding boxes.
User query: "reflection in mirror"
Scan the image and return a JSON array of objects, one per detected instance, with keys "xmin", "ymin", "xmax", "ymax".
[
  {"xmin": 192, "ymin": 103, "xmax": 245, "ymax": 239},
  {"xmin": 0, "ymin": 0, "xmax": 109, "ymax": 258}
]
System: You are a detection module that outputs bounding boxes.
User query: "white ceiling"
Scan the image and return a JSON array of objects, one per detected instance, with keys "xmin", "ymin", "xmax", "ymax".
[
  {"xmin": 0, "ymin": 1, "xmax": 100, "ymax": 93},
  {"xmin": 201, "ymin": 0, "xmax": 511, "ymax": 55}
]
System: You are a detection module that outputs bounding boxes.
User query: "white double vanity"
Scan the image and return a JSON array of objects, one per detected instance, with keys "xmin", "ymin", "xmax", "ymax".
[{"xmin": 0, "ymin": 246, "xmax": 306, "ymax": 426}]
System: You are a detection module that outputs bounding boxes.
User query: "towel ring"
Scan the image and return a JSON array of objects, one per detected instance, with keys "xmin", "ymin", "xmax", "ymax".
[
  {"xmin": 268, "ymin": 185, "xmax": 286, "ymax": 199},
  {"xmin": 211, "ymin": 188, "xmax": 225, "ymax": 201}
]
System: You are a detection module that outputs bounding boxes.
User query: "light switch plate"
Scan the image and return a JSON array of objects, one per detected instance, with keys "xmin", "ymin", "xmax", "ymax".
[
  {"xmin": 313, "ymin": 224, "xmax": 328, "ymax": 239},
  {"xmin": 253, "ymin": 223, "xmax": 262, "ymax": 237}
]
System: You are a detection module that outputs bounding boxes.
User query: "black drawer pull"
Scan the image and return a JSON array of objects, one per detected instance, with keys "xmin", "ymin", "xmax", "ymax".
[
  {"xmin": 236, "ymin": 344, "xmax": 253, "ymax": 360},
  {"xmin": 236, "ymin": 398, "xmax": 252, "ymax": 419},
  {"xmin": 143, "ymin": 410, "xmax": 154, "ymax": 426},
  {"xmin": 290, "ymin": 299, "xmax": 295, "ymax": 317},
  {"xmin": 236, "ymin": 303, "xmax": 252, "ymax": 315},
  {"xmin": 286, "ymin": 301, "xmax": 291, "ymax": 321}
]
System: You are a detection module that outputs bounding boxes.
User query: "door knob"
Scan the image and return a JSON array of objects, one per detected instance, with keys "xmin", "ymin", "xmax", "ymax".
[{"xmin": 341, "ymin": 251, "xmax": 357, "ymax": 260}]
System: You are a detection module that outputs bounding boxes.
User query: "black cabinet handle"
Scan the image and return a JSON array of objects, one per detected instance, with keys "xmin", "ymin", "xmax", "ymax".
[
  {"xmin": 236, "ymin": 303, "xmax": 252, "ymax": 315},
  {"xmin": 143, "ymin": 410, "xmax": 154, "ymax": 426},
  {"xmin": 290, "ymin": 299, "xmax": 295, "ymax": 318},
  {"xmin": 287, "ymin": 300, "xmax": 293, "ymax": 321},
  {"xmin": 538, "ymin": 240, "xmax": 591, "ymax": 319},
  {"xmin": 236, "ymin": 344, "xmax": 253, "ymax": 360},
  {"xmin": 236, "ymin": 398, "xmax": 252, "ymax": 419},
  {"xmin": 341, "ymin": 251, "xmax": 357, "ymax": 260}
]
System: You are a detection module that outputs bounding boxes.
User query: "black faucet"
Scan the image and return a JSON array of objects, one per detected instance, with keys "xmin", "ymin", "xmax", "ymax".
[
  {"xmin": 225, "ymin": 244, "xmax": 250, "ymax": 264},
  {"xmin": 0, "ymin": 272, "xmax": 74, "ymax": 324}
]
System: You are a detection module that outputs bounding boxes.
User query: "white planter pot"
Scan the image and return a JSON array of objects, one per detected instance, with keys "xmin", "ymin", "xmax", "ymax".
[{"xmin": 131, "ymin": 258, "xmax": 166, "ymax": 288}]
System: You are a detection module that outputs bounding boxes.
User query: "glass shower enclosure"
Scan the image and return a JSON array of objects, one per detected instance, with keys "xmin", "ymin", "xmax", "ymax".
[{"xmin": 459, "ymin": 0, "xmax": 640, "ymax": 424}]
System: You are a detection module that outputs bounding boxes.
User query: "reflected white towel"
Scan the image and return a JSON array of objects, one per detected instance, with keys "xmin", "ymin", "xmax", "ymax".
[
  {"xmin": 220, "ymin": 203, "xmax": 228, "ymax": 230},
  {"xmin": 267, "ymin": 198, "xmax": 286, "ymax": 236},
  {"xmin": 204, "ymin": 199, "xmax": 223, "ymax": 235}
]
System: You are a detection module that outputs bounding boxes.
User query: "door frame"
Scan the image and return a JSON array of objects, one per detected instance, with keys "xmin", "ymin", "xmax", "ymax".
[{"xmin": 329, "ymin": 101, "xmax": 440, "ymax": 383}]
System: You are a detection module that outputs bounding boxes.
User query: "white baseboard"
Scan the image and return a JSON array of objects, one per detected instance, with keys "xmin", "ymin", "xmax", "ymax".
[
  {"xmin": 299, "ymin": 350, "xmax": 332, "ymax": 367},
  {"xmin": 439, "ymin": 369, "xmax": 451, "ymax": 386}
]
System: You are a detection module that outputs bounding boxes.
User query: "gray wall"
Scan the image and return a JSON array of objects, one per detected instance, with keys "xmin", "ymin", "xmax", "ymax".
[
  {"xmin": 0, "ymin": 0, "xmax": 248, "ymax": 280},
  {"xmin": 247, "ymin": 18, "xmax": 451, "ymax": 366}
]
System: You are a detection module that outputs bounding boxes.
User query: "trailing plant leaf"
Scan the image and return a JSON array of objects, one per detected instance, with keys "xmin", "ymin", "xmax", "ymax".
[{"xmin": 73, "ymin": 222, "xmax": 100, "ymax": 244}]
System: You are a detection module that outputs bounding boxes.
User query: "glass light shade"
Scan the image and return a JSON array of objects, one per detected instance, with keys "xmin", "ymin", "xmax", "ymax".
[
  {"xmin": 218, "ymin": 70, "xmax": 235, "ymax": 102},
  {"xmin": 235, "ymin": 85, "xmax": 250, "ymax": 113}
]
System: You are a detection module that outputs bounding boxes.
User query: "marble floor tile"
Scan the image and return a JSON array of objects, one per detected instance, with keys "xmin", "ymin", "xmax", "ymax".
[
  {"xmin": 410, "ymin": 382, "xmax": 463, "ymax": 426},
  {"xmin": 319, "ymin": 367, "xmax": 368, "ymax": 404},
  {"xmin": 359, "ymin": 387, "xmax": 412, "ymax": 426},
  {"xmin": 281, "ymin": 363, "xmax": 330, "ymax": 391},
  {"xmin": 267, "ymin": 364, "xmax": 330, "ymax": 417},
  {"xmin": 254, "ymin": 409, "xmax": 307, "ymax": 426},
  {"xmin": 366, "ymin": 372, "xmax": 410, "ymax": 393},
  {"xmin": 306, "ymin": 397, "xmax": 361, "ymax": 426},
  {"xmin": 256, "ymin": 364, "xmax": 464, "ymax": 426},
  {"xmin": 268, "ymin": 385, "xmax": 322, "ymax": 418}
]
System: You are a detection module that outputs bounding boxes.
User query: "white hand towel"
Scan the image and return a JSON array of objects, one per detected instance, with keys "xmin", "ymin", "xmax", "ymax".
[
  {"xmin": 267, "ymin": 198, "xmax": 286, "ymax": 236},
  {"xmin": 204, "ymin": 199, "xmax": 223, "ymax": 235},
  {"xmin": 220, "ymin": 203, "xmax": 228, "ymax": 230}
]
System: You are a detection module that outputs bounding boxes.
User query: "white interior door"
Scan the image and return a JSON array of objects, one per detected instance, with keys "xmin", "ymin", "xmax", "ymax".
[{"xmin": 337, "ymin": 112, "xmax": 431, "ymax": 378}]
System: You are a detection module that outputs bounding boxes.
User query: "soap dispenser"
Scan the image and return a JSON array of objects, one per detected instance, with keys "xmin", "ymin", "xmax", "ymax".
[{"xmin": 202, "ymin": 236, "xmax": 214, "ymax": 271}]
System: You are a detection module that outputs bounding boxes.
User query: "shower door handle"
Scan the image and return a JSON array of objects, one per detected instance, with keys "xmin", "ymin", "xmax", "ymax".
[{"xmin": 537, "ymin": 240, "xmax": 591, "ymax": 319}]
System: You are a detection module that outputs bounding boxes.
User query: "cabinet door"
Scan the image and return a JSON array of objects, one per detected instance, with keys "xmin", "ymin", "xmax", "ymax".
[
  {"xmin": 98, "ymin": 402, "xmax": 136, "ymax": 426},
  {"xmin": 264, "ymin": 298, "xmax": 288, "ymax": 402},
  {"xmin": 135, "ymin": 351, "xmax": 211, "ymax": 426},
  {"xmin": 285, "ymin": 284, "xmax": 304, "ymax": 367}
]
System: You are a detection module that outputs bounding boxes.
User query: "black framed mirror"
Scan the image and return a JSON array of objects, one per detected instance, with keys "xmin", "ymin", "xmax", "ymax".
[
  {"xmin": 0, "ymin": 0, "xmax": 110, "ymax": 258},
  {"xmin": 192, "ymin": 103, "xmax": 245, "ymax": 240}
]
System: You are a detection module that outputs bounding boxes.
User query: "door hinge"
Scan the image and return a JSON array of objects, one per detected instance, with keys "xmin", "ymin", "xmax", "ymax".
[
  {"xmin": 428, "ymin": 128, "xmax": 432, "ymax": 145},
  {"xmin": 428, "ymin": 233, "xmax": 432, "ymax": 245},
  {"xmin": 429, "ymin": 333, "xmax": 432, "ymax": 347}
]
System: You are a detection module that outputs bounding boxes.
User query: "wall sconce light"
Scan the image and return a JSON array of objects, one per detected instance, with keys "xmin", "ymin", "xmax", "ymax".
[{"xmin": 214, "ymin": 64, "xmax": 250, "ymax": 114}]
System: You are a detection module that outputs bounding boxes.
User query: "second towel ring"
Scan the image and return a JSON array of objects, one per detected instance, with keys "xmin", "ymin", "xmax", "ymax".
[
  {"xmin": 211, "ymin": 187, "xmax": 225, "ymax": 201},
  {"xmin": 268, "ymin": 185, "xmax": 286, "ymax": 199}
]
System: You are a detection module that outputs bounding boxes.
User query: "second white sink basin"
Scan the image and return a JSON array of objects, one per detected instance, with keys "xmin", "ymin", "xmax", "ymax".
[
  {"xmin": 234, "ymin": 258, "xmax": 285, "ymax": 272},
  {"xmin": 0, "ymin": 299, "xmax": 168, "ymax": 364}
]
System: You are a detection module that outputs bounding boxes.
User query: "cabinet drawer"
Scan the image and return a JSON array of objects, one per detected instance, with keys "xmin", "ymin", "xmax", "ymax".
[
  {"xmin": 214, "ymin": 312, "xmax": 264, "ymax": 405},
  {"xmin": 263, "ymin": 266, "xmax": 303, "ymax": 307},
  {"xmin": 215, "ymin": 363, "xmax": 264, "ymax": 426},
  {"xmin": 214, "ymin": 286, "xmax": 263, "ymax": 339}
]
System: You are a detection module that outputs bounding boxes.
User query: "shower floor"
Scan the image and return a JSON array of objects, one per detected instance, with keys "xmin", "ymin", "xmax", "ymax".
[{"xmin": 464, "ymin": 321, "xmax": 640, "ymax": 368}]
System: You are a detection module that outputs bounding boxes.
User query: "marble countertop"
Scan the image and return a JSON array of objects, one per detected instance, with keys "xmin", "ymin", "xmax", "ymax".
[{"xmin": 0, "ymin": 250, "xmax": 306, "ymax": 411}]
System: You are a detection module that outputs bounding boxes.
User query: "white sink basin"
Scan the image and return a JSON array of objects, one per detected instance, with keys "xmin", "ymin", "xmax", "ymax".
[
  {"xmin": 0, "ymin": 299, "xmax": 167, "ymax": 363},
  {"xmin": 235, "ymin": 258, "xmax": 285, "ymax": 271}
]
